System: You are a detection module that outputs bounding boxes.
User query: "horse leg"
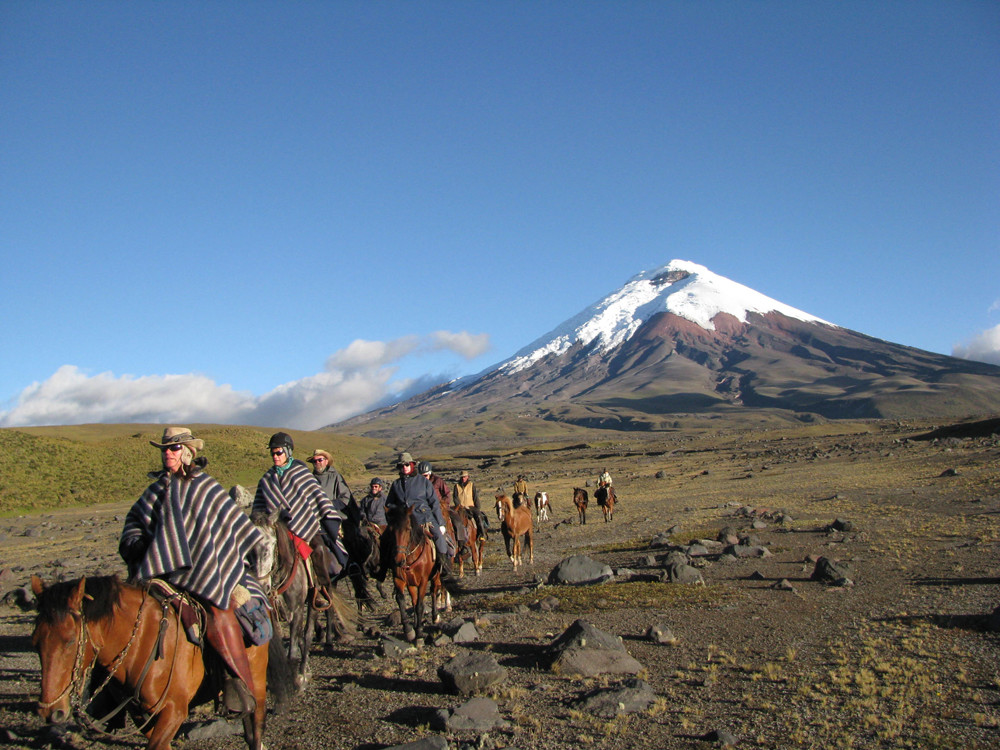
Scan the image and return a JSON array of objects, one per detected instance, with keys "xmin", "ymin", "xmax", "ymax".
[
  {"xmin": 412, "ymin": 584, "xmax": 425, "ymax": 643},
  {"xmin": 394, "ymin": 583, "xmax": 414, "ymax": 643},
  {"xmin": 242, "ymin": 644, "xmax": 268, "ymax": 750},
  {"xmin": 145, "ymin": 704, "xmax": 189, "ymax": 750},
  {"xmin": 527, "ymin": 530, "xmax": 534, "ymax": 565}
]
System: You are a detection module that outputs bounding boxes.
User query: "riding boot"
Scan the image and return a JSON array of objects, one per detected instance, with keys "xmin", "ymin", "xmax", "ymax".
[{"xmin": 204, "ymin": 605, "xmax": 256, "ymax": 715}]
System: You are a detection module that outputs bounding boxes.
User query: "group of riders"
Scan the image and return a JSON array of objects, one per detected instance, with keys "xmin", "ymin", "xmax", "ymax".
[{"xmin": 117, "ymin": 426, "xmax": 507, "ymax": 719}]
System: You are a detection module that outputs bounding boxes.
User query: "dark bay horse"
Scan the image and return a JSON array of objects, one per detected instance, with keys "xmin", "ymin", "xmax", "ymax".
[
  {"xmin": 495, "ymin": 494, "xmax": 534, "ymax": 569},
  {"xmin": 595, "ymin": 484, "xmax": 616, "ymax": 522},
  {"xmin": 252, "ymin": 516, "xmax": 356, "ymax": 689},
  {"xmin": 573, "ymin": 487, "xmax": 589, "ymax": 525},
  {"xmin": 31, "ymin": 575, "xmax": 290, "ymax": 750},
  {"xmin": 387, "ymin": 505, "xmax": 444, "ymax": 643}
]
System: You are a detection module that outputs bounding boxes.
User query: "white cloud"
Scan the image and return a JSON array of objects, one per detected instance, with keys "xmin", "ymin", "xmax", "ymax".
[
  {"xmin": 0, "ymin": 331, "xmax": 491, "ymax": 430},
  {"xmin": 953, "ymin": 323, "xmax": 1000, "ymax": 366},
  {"xmin": 989, "ymin": 299, "xmax": 1000, "ymax": 315}
]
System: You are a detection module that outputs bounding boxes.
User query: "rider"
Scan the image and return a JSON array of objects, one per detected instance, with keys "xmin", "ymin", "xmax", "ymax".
[
  {"xmin": 385, "ymin": 452, "xmax": 458, "ymax": 579},
  {"xmin": 306, "ymin": 448, "xmax": 352, "ymax": 572},
  {"xmin": 252, "ymin": 432, "xmax": 341, "ymax": 586},
  {"xmin": 513, "ymin": 474, "xmax": 528, "ymax": 498},
  {"xmin": 452, "ymin": 469, "xmax": 489, "ymax": 542},
  {"xmin": 598, "ymin": 467, "xmax": 613, "ymax": 488},
  {"xmin": 419, "ymin": 460, "xmax": 462, "ymax": 552},
  {"xmin": 119, "ymin": 427, "xmax": 265, "ymax": 716},
  {"xmin": 360, "ymin": 477, "xmax": 389, "ymax": 529}
]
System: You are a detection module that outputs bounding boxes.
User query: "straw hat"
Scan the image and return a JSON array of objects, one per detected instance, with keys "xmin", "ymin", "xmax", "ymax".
[
  {"xmin": 149, "ymin": 427, "xmax": 204, "ymax": 452},
  {"xmin": 306, "ymin": 449, "xmax": 334, "ymax": 464}
]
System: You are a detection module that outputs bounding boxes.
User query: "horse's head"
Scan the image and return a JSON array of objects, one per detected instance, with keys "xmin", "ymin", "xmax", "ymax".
[
  {"xmin": 32, "ymin": 576, "xmax": 119, "ymax": 725},
  {"xmin": 495, "ymin": 494, "xmax": 511, "ymax": 521},
  {"xmin": 250, "ymin": 512, "xmax": 279, "ymax": 585}
]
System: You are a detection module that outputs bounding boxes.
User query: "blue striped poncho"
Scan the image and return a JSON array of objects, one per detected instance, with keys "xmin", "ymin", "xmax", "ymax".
[
  {"xmin": 253, "ymin": 459, "xmax": 334, "ymax": 543},
  {"xmin": 121, "ymin": 470, "xmax": 265, "ymax": 610}
]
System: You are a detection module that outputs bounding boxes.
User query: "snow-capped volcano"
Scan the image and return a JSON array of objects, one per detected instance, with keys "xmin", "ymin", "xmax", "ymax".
[
  {"xmin": 340, "ymin": 260, "xmax": 1000, "ymax": 443},
  {"xmin": 496, "ymin": 260, "xmax": 833, "ymax": 375}
]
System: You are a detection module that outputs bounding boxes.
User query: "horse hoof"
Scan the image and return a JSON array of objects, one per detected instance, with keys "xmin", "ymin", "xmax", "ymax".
[{"xmin": 404, "ymin": 628, "xmax": 416, "ymax": 642}]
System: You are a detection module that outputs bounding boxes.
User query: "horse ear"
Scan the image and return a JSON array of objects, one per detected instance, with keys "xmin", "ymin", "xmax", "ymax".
[
  {"xmin": 68, "ymin": 577, "xmax": 87, "ymax": 611},
  {"xmin": 31, "ymin": 575, "xmax": 45, "ymax": 596}
]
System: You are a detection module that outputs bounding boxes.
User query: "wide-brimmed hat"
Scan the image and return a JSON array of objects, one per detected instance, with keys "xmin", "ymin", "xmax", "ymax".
[
  {"xmin": 149, "ymin": 427, "xmax": 204, "ymax": 451},
  {"xmin": 460, "ymin": 470, "xmax": 470, "ymax": 478},
  {"xmin": 396, "ymin": 452, "xmax": 414, "ymax": 466},
  {"xmin": 306, "ymin": 449, "xmax": 333, "ymax": 464}
]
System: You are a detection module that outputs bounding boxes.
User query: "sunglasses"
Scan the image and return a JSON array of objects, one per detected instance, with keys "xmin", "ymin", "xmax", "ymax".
[
  {"xmin": 271, "ymin": 449, "xmax": 285, "ymax": 456},
  {"xmin": 162, "ymin": 445, "xmax": 183, "ymax": 453}
]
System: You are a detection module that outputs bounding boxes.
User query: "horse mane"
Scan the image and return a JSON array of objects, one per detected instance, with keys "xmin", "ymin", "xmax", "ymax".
[
  {"xmin": 387, "ymin": 504, "xmax": 424, "ymax": 548},
  {"xmin": 35, "ymin": 575, "xmax": 122, "ymax": 625}
]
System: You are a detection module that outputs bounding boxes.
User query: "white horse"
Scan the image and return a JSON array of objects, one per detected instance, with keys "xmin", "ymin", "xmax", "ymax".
[{"xmin": 533, "ymin": 491, "xmax": 550, "ymax": 522}]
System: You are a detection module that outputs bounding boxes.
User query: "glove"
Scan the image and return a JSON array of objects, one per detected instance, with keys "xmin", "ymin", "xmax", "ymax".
[
  {"xmin": 119, "ymin": 536, "xmax": 147, "ymax": 563},
  {"xmin": 438, "ymin": 525, "xmax": 447, "ymax": 536}
]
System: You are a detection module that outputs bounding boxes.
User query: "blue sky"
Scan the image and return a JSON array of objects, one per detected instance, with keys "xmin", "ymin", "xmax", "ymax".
[{"xmin": 2, "ymin": 1, "xmax": 998, "ymax": 429}]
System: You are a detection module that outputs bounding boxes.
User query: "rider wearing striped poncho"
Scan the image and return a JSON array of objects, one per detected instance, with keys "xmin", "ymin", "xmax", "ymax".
[
  {"xmin": 119, "ymin": 427, "xmax": 264, "ymax": 716},
  {"xmin": 252, "ymin": 432, "xmax": 341, "ymax": 563}
]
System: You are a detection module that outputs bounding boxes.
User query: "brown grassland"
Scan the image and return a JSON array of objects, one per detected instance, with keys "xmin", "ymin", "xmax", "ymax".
[{"xmin": 1, "ymin": 418, "xmax": 999, "ymax": 749}]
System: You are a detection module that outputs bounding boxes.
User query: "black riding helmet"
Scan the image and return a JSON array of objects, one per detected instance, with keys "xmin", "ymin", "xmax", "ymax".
[
  {"xmin": 268, "ymin": 432, "xmax": 294, "ymax": 451},
  {"xmin": 417, "ymin": 461, "xmax": 432, "ymax": 475}
]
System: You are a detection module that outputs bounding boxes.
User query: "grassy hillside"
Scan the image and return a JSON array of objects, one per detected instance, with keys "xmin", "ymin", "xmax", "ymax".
[{"xmin": 0, "ymin": 424, "xmax": 383, "ymax": 516}]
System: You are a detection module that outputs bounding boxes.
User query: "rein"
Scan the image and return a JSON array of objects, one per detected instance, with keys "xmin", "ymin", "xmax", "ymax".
[
  {"xmin": 49, "ymin": 587, "xmax": 181, "ymax": 740},
  {"xmin": 394, "ymin": 525, "xmax": 432, "ymax": 572}
]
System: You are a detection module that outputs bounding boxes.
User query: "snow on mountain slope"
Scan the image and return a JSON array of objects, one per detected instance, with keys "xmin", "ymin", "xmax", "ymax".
[{"xmin": 496, "ymin": 260, "xmax": 834, "ymax": 375}]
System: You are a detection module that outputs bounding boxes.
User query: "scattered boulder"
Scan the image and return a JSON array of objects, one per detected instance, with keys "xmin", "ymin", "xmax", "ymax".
[
  {"xmin": 701, "ymin": 727, "xmax": 740, "ymax": 746},
  {"xmin": 228, "ymin": 484, "xmax": 254, "ymax": 511},
  {"xmin": 938, "ymin": 468, "xmax": 959, "ymax": 477},
  {"xmin": 547, "ymin": 555, "xmax": 613, "ymax": 586},
  {"xmin": 645, "ymin": 621, "xmax": 677, "ymax": 645},
  {"xmin": 183, "ymin": 719, "xmax": 240, "ymax": 741},
  {"xmin": 811, "ymin": 557, "xmax": 854, "ymax": 586},
  {"xmin": 438, "ymin": 651, "xmax": 507, "ymax": 696},
  {"xmin": 664, "ymin": 562, "xmax": 704, "ymax": 585},
  {"xmin": 433, "ymin": 697, "xmax": 509, "ymax": 732},
  {"xmin": 547, "ymin": 619, "xmax": 644, "ymax": 677},
  {"xmin": 380, "ymin": 635, "xmax": 416, "ymax": 659},
  {"xmin": 828, "ymin": 518, "xmax": 854, "ymax": 532},
  {"xmin": 571, "ymin": 678, "xmax": 656, "ymax": 717},
  {"xmin": 384, "ymin": 736, "xmax": 449, "ymax": 750}
]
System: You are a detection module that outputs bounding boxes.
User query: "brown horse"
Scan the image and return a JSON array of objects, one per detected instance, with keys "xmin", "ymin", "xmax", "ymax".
[
  {"xmin": 495, "ymin": 494, "xmax": 534, "ymax": 569},
  {"xmin": 387, "ymin": 505, "xmax": 444, "ymax": 643},
  {"xmin": 31, "ymin": 575, "xmax": 289, "ymax": 750},
  {"xmin": 573, "ymin": 487, "xmax": 589, "ymax": 525},
  {"xmin": 452, "ymin": 506, "xmax": 484, "ymax": 577},
  {"xmin": 595, "ymin": 484, "xmax": 616, "ymax": 522}
]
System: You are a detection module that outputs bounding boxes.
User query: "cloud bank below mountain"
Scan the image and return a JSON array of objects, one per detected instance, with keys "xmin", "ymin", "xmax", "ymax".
[{"xmin": 0, "ymin": 331, "xmax": 490, "ymax": 429}]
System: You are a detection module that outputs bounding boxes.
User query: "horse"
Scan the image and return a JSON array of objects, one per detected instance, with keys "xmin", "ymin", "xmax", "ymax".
[
  {"xmin": 573, "ymin": 488, "xmax": 589, "ymax": 525},
  {"xmin": 595, "ymin": 484, "xmax": 616, "ymax": 522},
  {"xmin": 533, "ymin": 491, "xmax": 551, "ymax": 522},
  {"xmin": 31, "ymin": 575, "xmax": 292, "ymax": 750},
  {"xmin": 451, "ymin": 506, "xmax": 484, "ymax": 577},
  {"xmin": 386, "ymin": 504, "xmax": 445, "ymax": 643},
  {"xmin": 251, "ymin": 516, "xmax": 356, "ymax": 690},
  {"xmin": 495, "ymin": 494, "xmax": 534, "ymax": 569}
]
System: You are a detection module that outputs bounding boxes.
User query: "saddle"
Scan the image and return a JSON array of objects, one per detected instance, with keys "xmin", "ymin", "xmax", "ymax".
[{"xmin": 147, "ymin": 579, "xmax": 206, "ymax": 649}]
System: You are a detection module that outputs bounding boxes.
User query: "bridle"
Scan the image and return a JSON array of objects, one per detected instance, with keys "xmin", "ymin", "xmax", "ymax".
[{"xmin": 40, "ymin": 588, "xmax": 181, "ymax": 738}]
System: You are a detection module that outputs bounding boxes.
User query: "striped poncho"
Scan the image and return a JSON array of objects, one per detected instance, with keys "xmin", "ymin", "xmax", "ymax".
[
  {"xmin": 253, "ymin": 459, "xmax": 332, "ymax": 542},
  {"xmin": 121, "ymin": 470, "xmax": 264, "ymax": 610}
]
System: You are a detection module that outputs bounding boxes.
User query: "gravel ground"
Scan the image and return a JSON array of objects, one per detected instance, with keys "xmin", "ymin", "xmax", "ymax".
[{"xmin": 2, "ymin": 423, "xmax": 1000, "ymax": 749}]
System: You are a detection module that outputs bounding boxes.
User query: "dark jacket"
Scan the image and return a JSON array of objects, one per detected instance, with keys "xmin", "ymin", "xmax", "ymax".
[
  {"xmin": 386, "ymin": 473, "xmax": 445, "ymax": 528},
  {"xmin": 313, "ymin": 467, "xmax": 355, "ymax": 512}
]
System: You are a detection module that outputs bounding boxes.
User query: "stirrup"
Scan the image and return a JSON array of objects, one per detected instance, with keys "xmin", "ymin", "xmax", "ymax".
[{"xmin": 223, "ymin": 677, "xmax": 256, "ymax": 715}]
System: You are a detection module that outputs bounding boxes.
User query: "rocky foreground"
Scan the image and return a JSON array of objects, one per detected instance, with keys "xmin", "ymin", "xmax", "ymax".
[{"xmin": 1, "ymin": 420, "xmax": 999, "ymax": 749}]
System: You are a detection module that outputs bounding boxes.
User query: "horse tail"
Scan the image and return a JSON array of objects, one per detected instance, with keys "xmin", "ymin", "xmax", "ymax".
[{"xmin": 266, "ymin": 612, "xmax": 296, "ymax": 714}]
